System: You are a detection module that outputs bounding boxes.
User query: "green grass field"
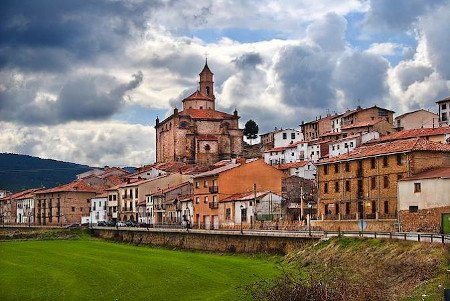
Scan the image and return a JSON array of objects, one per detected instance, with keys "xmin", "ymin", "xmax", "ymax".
[{"xmin": 0, "ymin": 238, "xmax": 281, "ymax": 301}]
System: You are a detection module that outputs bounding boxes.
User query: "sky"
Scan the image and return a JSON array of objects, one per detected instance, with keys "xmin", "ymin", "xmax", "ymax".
[{"xmin": 1, "ymin": 0, "xmax": 449, "ymax": 167}]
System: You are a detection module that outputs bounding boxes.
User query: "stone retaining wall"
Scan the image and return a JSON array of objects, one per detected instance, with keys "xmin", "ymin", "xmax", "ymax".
[
  {"xmin": 311, "ymin": 219, "xmax": 397, "ymax": 232},
  {"xmin": 399, "ymin": 206, "xmax": 450, "ymax": 233},
  {"xmin": 91, "ymin": 228, "xmax": 317, "ymax": 254}
]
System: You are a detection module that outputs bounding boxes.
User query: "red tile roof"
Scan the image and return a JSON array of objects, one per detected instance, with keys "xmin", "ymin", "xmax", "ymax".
[
  {"xmin": 367, "ymin": 127, "xmax": 450, "ymax": 144},
  {"xmin": 221, "ymin": 191, "xmax": 278, "ymax": 202},
  {"xmin": 182, "ymin": 90, "xmax": 213, "ymax": 101},
  {"xmin": 401, "ymin": 166, "xmax": 450, "ymax": 181},
  {"xmin": 276, "ymin": 161, "xmax": 311, "ymax": 170},
  {"xmin": 0, "ymin": 188, "xmax": 44, "ymax": 201},
  {"xmin": 37, "ymin": 180, "xmax": 102, "ymax": 194},
  {"xmin": 180, "ymin": 108, "xmax": 237, "ymax": 120},
  {"xmin": 319, "ymin": 138, "xmax": 450, "ymax": 164}
]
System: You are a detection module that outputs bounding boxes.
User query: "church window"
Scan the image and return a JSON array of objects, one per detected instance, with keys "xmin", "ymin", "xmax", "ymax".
[
  {"xmin": 206, "ymin": 86, "xmax": 210, "ymax": 95},
  {"xmin": 204, "ymin": 144, "xmax": 211, "ymax": 151},
  {"xmin": 179, "ymin": 121, "xmax": 189, "ymax": 129}
]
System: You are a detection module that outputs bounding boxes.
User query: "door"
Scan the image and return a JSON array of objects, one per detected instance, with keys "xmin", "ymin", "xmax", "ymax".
[
  {"xmin": 442, "ymin": 213, "xmax": 450, "ymax": 234},
  {"xmin": 204, "ymin": 216, "xmax": 210, "ymax": 230},
  {"xmin": 213, "ymin": 215, "xmax": 219, "ymax": 230}
]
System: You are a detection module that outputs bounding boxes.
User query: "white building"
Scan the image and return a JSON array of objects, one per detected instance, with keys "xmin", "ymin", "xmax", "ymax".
[
  {"xmin": 277, "ymin": 161, "xmax": 316, "ymax": 180},
  {"xmin": 328, "ymin": 131, "xmax": 379, "ymax": 158},
  {"xmin": 264, "ymin": 140, "xmax": 323, "ymax": 165},
  {"xmin": 89, "ymin": 195, "xmax": 108, "ymax": 224},
  {"xmin": 16, "ymin": 192, "xmax": 35, "ymax": 224},
  {"xmin": 180, "ymin": 197, "xmax": 194, "ymax": 226},
  {"xmin": 437, "ymin": 96, "xmax": 450, "ymax": 126},
  {"xmin": 273, "ymin": 129, "xmax": 303, "ymax": 147},
  {"xmin": 0, "ymin": 189, "xmax": 7, "ymax": 199},
  {"xmin": 330, "ymin": 113, "xmax": 343, "ymax": 133}
]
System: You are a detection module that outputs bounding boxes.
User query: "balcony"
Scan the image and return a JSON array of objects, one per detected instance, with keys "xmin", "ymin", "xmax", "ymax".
[
  {"xmin": 209, "ymin": 186, "xmax": 219, "ymax": 193},
  {"xmin": 107, "ymin": 201, "xmax": 118, "ymax": 207},
  {"xmin": 208, "ymin": 202, "xmax": 219, "ymax": 209}
]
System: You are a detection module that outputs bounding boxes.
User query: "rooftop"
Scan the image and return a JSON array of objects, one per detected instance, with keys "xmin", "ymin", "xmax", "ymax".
[
  {"xmin": 319, "ymin": 137, "xmax": 450, "ymax": 164},
  {"xmin": 37, "ymin": 180, "xmax": 102, "ymax": 194},
  {"xmin": 221, "ymin": 191, "xmax": 278, "ymax": 202},
  {"xmin": 179, "ymin": 108, "xmax": 237, "ymax": 120},
  {"xmin": 366, "ymin": 127, "xmax": 450, "ymax": 144},
  {"xmin": 276, "ymin": 161, "xmax": 311, "ymax": 170},
  {"xmin": 436, "ymin": 96, "xmax": 450, "ymax": 104},
  {"xmin": 401, "ymin": 166, "xmax": 450, "ymax": 181}
]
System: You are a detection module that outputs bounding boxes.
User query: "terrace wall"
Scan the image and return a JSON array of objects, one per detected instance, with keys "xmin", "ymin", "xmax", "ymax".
[{"xmin": 91, "ymin": 228, "xmax": 316, "ymax": 254}]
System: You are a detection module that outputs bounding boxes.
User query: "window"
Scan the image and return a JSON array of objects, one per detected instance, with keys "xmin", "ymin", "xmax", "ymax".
[
  {"xmin": 324, "ymin": 183, "xmax": 328, "ymax": 193},
  {"xmin": 345, "ymin": 180, "xmax": 350, "ymax": 192},
  {"xmin": 345, "ymin": 162, "xmax": 350, "ymax": 172},
  {"xmin": 334, "ymin": 163, "xmax": 339, "ymax": 173},
  {"xmin": 334, "ymin": 181, "xmax": 339, "ymax": 192},
  {"xmin": 345, "ymin": 202, "xmax": 350, "ymax": 215},
  {"xmin": 130, "ymin": 189, "xmax": 133, "ymax": 199},
  {"xmin": 195, "ymin": 181, "xmax": 200, "ymax": 188},
  {"xmin": 344, "ymin": 143, "xmax": 348, "ymax": 148},
  {"xmin": 384, "ymin": 201, "xmax": 389, "ymax": 214},
  {"xmin": 350, "ymin": 142, "xmax": 354, "ymax": 147},
  {"xmin": 291, "ymin": 133, "xmax": 295, "ymax": 139},
  {"xmin": 441, "ymin": 112, "xmax": 448, "ymax": 121},
  {"xmin": 414, "ymin": 183, "xmax": 421, "ymax": 193},
  {"xmin": 324, "ymin": 165, "xmax": 329, "ymax": 175},
  {"xmin": 204, "ymin": 196, "xmax": 208, "ymax": 204},
  {"xmin": 443, "ymin": 103, "xmax": 447, "ymax": 110},
  {"xmin": 383, "ymin": 156, "xmax": 388, "ymax": 167},
  {"xmin": 241, "ymin": 208, "xmax": 247, "ymax": 222},
  {"xmin": 225, "ymin": 208, "xmax": 231, "ymax": 220},
  {"xmin": 195, "ymin": 197, "xmax": 200, "ymax": 204},
  {"xmin": 371, "ymin": 158, "xmax": 376, "ymax": 169},
  {"xmin": 204, "ymin": 181, "xmax": 208, "ymax": 188},
  {"xmin": 371, "ymin": 177, "xmax": 376, "ymax": 189},
  {"xmin": 409, "ymin": 206, "xmax": 418, "ymax": 213},
  {"xmin": 283, "ymin": 133, "xmax": 287, "ymax": 139},
  {"xmin": 397, "ymin": 174, "xmax": 403, "ymax": 181},
  {"xmin": 396, "ymin": 154, "xmax": 402, "ymax": 165},
  {"xmin": 383, "ymin": 176, "xmax": 389, "ymax": 188},
  {"xmin": 71, "ymin": 207, "xmax": 75, "ymax": 212}
]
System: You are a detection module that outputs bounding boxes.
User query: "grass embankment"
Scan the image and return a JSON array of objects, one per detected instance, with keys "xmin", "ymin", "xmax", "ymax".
[
  {"xmin": 0, "ymin": 237, "xmax": 281, "ymax": 301},
  {"xmin": 250, "ymin": 237, "xmax": 448, "ymax": 301}
]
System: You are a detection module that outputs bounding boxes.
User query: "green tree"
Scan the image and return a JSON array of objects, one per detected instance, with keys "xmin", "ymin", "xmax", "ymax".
[{"xmin": 243, "ymin": 120, "xmax": 259, "ymax": 144}]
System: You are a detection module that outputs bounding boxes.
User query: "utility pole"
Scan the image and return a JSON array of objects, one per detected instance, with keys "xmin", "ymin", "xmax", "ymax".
[{"xmin": 300, "ymin": 186, "xmax": 304, "ymax": 222}]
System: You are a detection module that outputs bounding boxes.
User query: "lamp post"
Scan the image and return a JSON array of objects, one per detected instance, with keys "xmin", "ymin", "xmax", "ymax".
[
  {"xmin": 307, "ymin": 203, "xmax": 312, "ymax": 236},
  {"xmin": 240, "ymin": 204, "xmax": 244, "ymax": 234}
]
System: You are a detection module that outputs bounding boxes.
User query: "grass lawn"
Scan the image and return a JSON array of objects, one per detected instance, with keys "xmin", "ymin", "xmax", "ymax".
[{"xmin": 0, "ymin": 238, "xmax": 281, "ymax": 301}]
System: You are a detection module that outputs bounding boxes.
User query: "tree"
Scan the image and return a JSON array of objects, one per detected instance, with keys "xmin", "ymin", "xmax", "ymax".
[{"xmin": 243, "ymin": 120, "xmax": 259, "ymax": 144}]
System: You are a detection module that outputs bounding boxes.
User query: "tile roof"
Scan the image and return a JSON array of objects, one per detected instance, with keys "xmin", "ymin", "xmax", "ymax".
[
  {"xmin": 436, "ymin": 96, "xmax": 450, "ymax": 104},
  {"xmin": 161, "ymin": 181, "xmax": 191, "ymax": 193},
  {"xmin": 265, "ymin": 142, "xmax": 301, "ymax": 153},
  {"xmin": 221, "ymin": 191, "xmax": 278, "ymax": 202},
  {"xmin": 319, "ymin": 137, "xmax": 450, "ymax": 164},
  {"xmin": 341, "ymin": 119, "xmax": 382, "ymax": 130},
  {"xmin": 0, "ymin": 188, "xmax": 44, "ymax": 201},
  {"xmin": 182, "ymin": 90, "xmax": 213, "ymax": 101},
  {"xmin": 179, "ymin": 108, "xmax": 237, "ymax": 120},
  {"xmin": 367, "ymin": 127, "xmax": 450, "ymax": 144},
  {"xmin": 37, "ymin": 180, "xmax": 102, "ymax": 194},
  {"xmin": 276, "ymin": 161, "xmax": 311, "ymax": 170},
  {"xmin": 401, "ymin": 166, "xmax": 450, "ymax": 181}
]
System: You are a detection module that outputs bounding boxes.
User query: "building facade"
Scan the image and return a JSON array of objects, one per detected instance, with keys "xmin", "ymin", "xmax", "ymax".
[
  {"xmin": 155, "ymin": 62, "xmax": 243, "ymax": 164},
  {"xmin": 437, "ymin": 96, "xmax": 450, "ymax": 126},
  {"xmin": 394, "ymin": 109, "xmax": 439, "ymax": 130}
]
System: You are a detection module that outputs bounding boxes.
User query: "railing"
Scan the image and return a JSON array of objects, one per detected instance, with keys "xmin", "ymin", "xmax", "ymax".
[
  {"xmin": 209, "ymin": 186, "xmax": 219, "ymax": 193},
  {"xmin": 341, "ymin": 213, "xmax": 356, "ymax": 220},
  {"xmin": 324, "ymin": 214, "xmax": 338, "ymax": 220},
  {"xmin": 208, "ymin": 202, "xmax": 219, "ymax": 209}
]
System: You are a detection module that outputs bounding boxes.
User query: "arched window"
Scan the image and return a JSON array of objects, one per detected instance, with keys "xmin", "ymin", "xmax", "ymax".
[
  {"xmin": 206, "ymin": 86, "xmax": 210, "ymax": 95},
  {"xmin": 179, "ymin": 121, "xmax": 189, "ymax": 129},
  {"xmin": 204, "ymin": 144, "xmax": 211, "ymax": 151}
]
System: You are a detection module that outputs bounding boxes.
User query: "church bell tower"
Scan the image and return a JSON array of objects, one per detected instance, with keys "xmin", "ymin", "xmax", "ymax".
[{"xmin": 199, "ymin": 59, "xmax": 214, "ymax": 99}]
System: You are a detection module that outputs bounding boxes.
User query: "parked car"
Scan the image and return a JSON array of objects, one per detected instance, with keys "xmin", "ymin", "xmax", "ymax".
[
  {"xmin": 116, "ymin": 221, "xmax": 126, "ymax": 227},
  {"xmin": 106, "ymin": 221, "xmax": 116, "ymax": 227},
  {"xmin": 125, "ymin": 220, "xmax": 136, "ymax": 227},
  {"xmin": 97, "ymin": 221, "xmax": 107, "ymax": 227},
  {"xmin": 137, "ymin": 222, "xmax": 151, "ymax": 228}
]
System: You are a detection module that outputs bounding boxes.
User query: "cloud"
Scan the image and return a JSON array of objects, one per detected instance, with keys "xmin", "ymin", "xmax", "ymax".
[
  {"xmin": 0, "ymin": 121, "xmax": 154, "ymax": 166},
  {"xmin": 333, "ymin": 52, "xmax": 390, "ymax": 107},
  {"xmin": 306, "ymin": 12, "xmax": 347, "ymax": 52},
  {"xmin": 0, "ymin": 71, "xmax": 143, "ymax": 125},
  {"xmin": 366, "ymin": 42, "xmax": 410, "ymax": 57},
  {"xmin": 364, "ymin": 0, "xmax": 445, "ymax": 31}
]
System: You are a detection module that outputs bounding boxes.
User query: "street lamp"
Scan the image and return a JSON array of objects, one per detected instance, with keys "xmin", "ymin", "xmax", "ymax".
[
  {"xmin": 240, "ymin": 204, "xmax": 244, "ymax": 234},
  {"xmin": 307, "ymin": 203, "xmax": 312, "ymax": 236}
]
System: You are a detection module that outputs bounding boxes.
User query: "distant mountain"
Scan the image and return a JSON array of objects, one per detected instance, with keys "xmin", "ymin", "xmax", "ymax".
[{"xmin": 0, "ymin": 153, "xmax": 92, "ymax": 193}]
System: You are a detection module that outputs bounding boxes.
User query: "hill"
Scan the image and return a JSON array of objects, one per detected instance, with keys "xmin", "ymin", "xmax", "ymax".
[{"xmin": 0, "ymin": 153, "xmax": 92, "ymax": 192}]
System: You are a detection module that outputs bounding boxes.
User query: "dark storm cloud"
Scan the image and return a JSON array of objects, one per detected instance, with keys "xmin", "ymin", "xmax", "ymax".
[
  {"xmin": 0, "ymin": 71, "xmax": 143, "ymax": 125},
  {"xmin": 0, "ymin": 0, "xmax": 159, "ymax": 72},
  {"xmin": 275, "ymin": 44, "xmax": 335, "ymax": 109},
  {"xmin": 333, "ymin": 52, "xmax": 389, "ymax": 106},
  {"xmin": 233, "ymin": 53, "xmax": 263, "ymax": 69},
  {"xmin": 364, "ymin": 0, "xmax": 445, "ymax": 31}
]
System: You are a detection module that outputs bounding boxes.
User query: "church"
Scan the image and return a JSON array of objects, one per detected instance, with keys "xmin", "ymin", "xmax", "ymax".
[{"xmin": 155, "ymin": 61, "xmax": 244, "ymax": 164}]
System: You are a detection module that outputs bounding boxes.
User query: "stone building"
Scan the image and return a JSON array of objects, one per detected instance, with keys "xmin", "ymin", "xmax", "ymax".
[
  {"xmin": 394, "ymin": 109, "xmax": 439, "ymax": 130},
  {"xmin": 155, "ymin": 62, "xmax": 243, "ymax": 165},
  {"xmin": 315, "ymin": 138, "xmax": 450, "ymax": 230}
]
